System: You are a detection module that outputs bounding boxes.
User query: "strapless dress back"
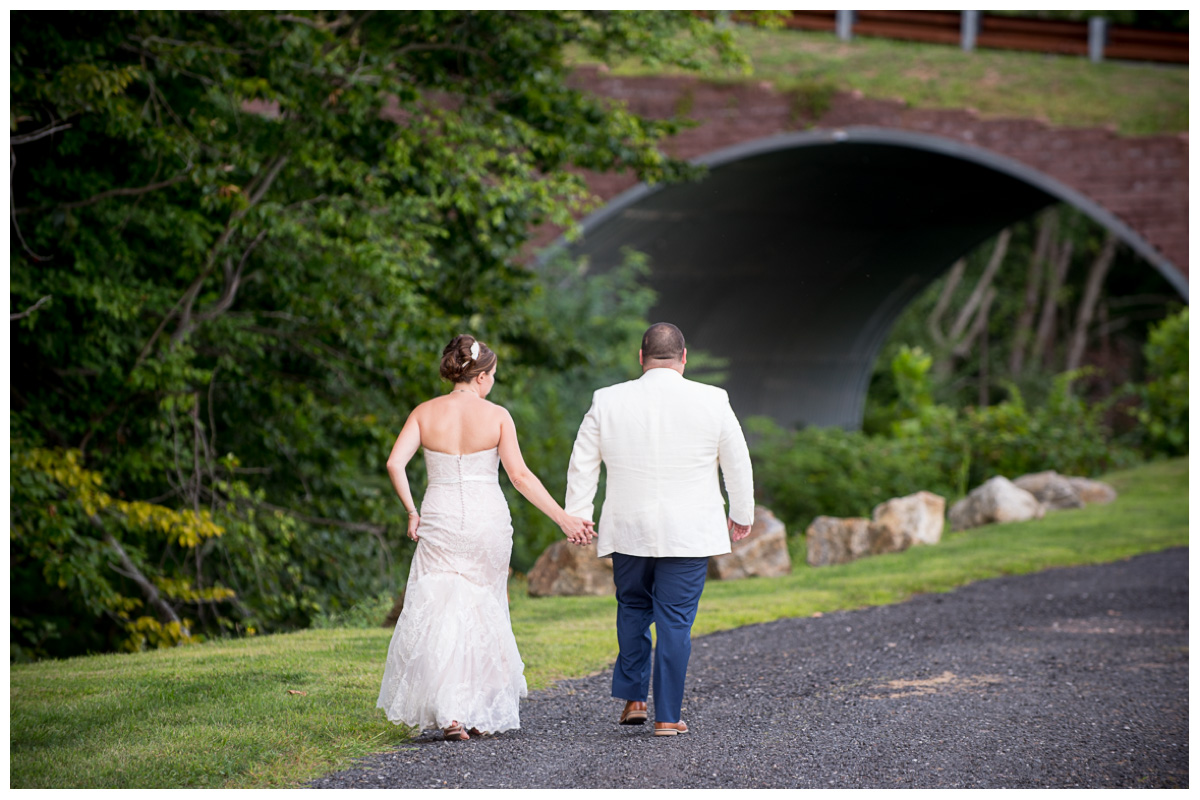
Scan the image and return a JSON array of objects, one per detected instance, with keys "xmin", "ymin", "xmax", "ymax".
[{"xmin": 376, "ymin": 447, "xmax": 527, "ymax": 734}]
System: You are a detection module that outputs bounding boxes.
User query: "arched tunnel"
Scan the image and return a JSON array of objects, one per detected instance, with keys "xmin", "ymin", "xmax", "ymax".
[{"xmin": 556, "ymin": 127, "xmax": 1189, "ymax": 429}]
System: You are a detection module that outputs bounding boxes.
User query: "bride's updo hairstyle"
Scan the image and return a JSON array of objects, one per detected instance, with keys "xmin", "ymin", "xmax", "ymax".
[{"xmin": 440, "ymin": 334, "xmax": 497, "ymax": 384}]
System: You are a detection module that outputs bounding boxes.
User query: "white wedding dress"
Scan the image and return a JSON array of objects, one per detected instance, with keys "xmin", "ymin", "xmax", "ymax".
[{"xmin": 376, "ymin": 447, "xmax": 527, "ymax": 734}]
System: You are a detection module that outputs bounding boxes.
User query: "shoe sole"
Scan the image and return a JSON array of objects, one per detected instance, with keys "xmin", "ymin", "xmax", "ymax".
[
  {"xmin": 654, "ymin": 727, "xmax": 688, "ymax": 736},
  {"xmin": 620, "ymin": 714, "xmax": 648, "ymax": 725}
]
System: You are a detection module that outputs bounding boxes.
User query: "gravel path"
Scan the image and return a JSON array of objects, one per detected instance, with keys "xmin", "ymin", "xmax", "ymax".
[{"xmin": 310, "ymin": 547, "xmax": 1188, "ymax": 789}]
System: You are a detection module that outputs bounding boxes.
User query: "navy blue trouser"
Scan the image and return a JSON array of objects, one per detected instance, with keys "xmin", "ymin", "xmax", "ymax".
[{"xmin": 610, "ymin": 553, "xmax": 709, "ymax": 724}]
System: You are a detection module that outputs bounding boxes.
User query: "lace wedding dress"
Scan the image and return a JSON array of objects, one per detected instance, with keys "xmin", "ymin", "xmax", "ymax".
[{"xmin": 377, "ymin": 447, "xmax": 527, "ymax": 734}]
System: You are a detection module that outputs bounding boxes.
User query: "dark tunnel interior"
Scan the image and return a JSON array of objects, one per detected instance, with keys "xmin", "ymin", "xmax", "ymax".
[{"xmin": 564, "ymin": 136, "xmax": 1077, "ymax": 428}]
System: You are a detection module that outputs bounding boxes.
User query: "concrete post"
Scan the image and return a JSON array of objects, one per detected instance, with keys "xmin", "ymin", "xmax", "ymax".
[
  {"xmin": 836, "ymin": 10, "xmax": 855, "ymax": 41},
  {"xmin": 1088, "ymin": 16, "xmax": 1108, "ymax": 63},
  {"xmin": 961, "ymin": 10, "xmax": 980, "ymax": 52}
]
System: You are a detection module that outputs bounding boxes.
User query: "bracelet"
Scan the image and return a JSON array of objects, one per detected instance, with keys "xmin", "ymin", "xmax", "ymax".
[{"xmin": 405, "ymin": 508, "xmax": 418, "ymax": 515}]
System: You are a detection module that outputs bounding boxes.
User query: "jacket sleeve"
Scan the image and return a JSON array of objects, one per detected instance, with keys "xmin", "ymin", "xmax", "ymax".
[
  {"xmin": 717, "ymin": 396, "xmax": 754, "ymax": 527},
  {"xmin": 565, "ymin": 395, "xmax": 603, "ymax": 521}
]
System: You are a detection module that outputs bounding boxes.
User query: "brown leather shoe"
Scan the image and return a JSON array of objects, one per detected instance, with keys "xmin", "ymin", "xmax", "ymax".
[
  {"xmin": 442, "ymin": 721, "xmax": 469, "ymax": 741},
  {"xmin": 619, "ymin": 700, "xmax": 648, "ymax": 725},
  {"xmin": 654, "ymin": 720, "xmax": 689, "ymax": 736}
]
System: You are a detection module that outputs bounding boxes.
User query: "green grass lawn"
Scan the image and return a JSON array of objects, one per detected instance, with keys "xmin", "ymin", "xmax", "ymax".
[
  {"xmin": 580, "ymin": 26, "xmax": 1187, "ymax": 136},
  {"xmin": 10, "ymin": 457, "xmax": 1188, "ymax": 789}
]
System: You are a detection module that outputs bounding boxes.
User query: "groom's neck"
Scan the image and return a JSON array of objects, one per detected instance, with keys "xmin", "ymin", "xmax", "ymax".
[{"xmin": 642, "ymin": 360, "xmax": 685, "ymax": 376}]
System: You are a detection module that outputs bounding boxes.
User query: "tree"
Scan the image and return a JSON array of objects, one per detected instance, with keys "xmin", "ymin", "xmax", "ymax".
[
  {"xmin": 865, "ymin": 204, "xmax": 1181, "ymax": 433},
  {"xmin": 1007, "ymin": 208, "xmax": 1056, "ymax": 376},
  {"xmin": 1066, "ymin": 231, "xmax": 1119, "ymax": 371},
  {"xmin": 9, "ymin": 10, "xmax": 751, "ymax": 658},
  {"xmin": 927, "ymin": 228, "xmax": 1010, "ymax": 384}
]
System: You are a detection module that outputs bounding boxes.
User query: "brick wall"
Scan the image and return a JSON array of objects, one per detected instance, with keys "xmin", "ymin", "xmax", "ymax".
[{"xmin": 554, "ymin": 67, "xmax": 1187, "ymax": 281}]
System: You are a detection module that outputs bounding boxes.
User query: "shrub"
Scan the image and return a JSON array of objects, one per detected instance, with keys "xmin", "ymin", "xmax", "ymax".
[
  {"xmin": 747, "ymin": 418, "xmax": 959, "ymax": 534},
  {"xmin": 1123, "ymin": 307, "xmax": 1188, "ymax": 457},
  {"xmin": 937, "ymin": 372, "xmax": 1139, "ymax": 485},
  {"xmin": 750, "ymin": 366, "xmax": 1141, "ymax": 536},
  {"xmin": 309, "ymin": 590, "xmax": 397, "ymax": 630}
]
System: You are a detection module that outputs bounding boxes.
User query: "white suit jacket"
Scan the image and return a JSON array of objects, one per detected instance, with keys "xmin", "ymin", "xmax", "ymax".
[{"xmin": 565, "ymin": 367, "xmax": 754, "ymax": 558}]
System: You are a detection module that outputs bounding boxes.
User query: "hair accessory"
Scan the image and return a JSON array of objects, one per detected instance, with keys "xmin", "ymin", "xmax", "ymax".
[{"xmin": 469, "ymin": 341, "xmax": 481, "ymax": 361}]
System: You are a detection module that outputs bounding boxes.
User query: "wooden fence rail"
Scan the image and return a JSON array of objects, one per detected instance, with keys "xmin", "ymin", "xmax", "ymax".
[{"xmin": 775, "ymin": 10, "xmax": 1187, "ymax": 64}]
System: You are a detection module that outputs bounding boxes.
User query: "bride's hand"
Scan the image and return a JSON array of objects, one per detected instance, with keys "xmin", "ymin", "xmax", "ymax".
[
  {"xmin": 559, "ymin": 515, "xmax": 594, "ymax": 546},
  {"xmin": 407, "ymin": 512, "xmax": 420, "ymax": 542}
]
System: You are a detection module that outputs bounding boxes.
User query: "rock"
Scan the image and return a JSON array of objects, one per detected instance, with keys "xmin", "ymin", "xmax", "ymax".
[
  {"xmin": 871, "ymin": 491, "xmax": 946, "ymax": 547},
  {"xmin": 527, "ymin": 540, "xmax": 614, "ymax": 597},
  {"xmin": 1011, "ymin": 471, "xmax": 1117, "ymax": 509},
  {"xmin": 806, "ymin": 516, "xmax": 871, "ymax": 567},
  {"xmin": 1013, "ymin": 470, "xmax": 1085, "ymax": 511},
  {"xmin": 1067, "ymin": 476, "xmax": 1118, "ymax": 506},
  {"xmin": 709, "ymin": 507, "xmax": 792, "ymax": 580},
  {"xmin": 949, "ymin": 476, "xmax": 1045, "ymax": 531},
  {"xmin": 867, "ymin": 518, "xmax": 908, "ymax": 555},
  {"xmin": 807, "ymin": 492, "xmax": 947, "ymax": 567},
  {"xmin": 382, "ymin": 588, "xmax": 406, "ymax": 628}
]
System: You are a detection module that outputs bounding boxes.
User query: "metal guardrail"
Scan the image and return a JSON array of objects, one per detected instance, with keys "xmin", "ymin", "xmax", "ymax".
[{"xmin": 779, "ymin": 10, "xmax": 1187, "ymax": 64}]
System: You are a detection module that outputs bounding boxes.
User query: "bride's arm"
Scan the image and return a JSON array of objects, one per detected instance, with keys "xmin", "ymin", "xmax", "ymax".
[
  {"xmin": 497, "ymin": 409, "xmax": 594, "ymax": 545},
  {"xmin": 386, "ymin": 411, "xmax": 423, "ymax": 541}
]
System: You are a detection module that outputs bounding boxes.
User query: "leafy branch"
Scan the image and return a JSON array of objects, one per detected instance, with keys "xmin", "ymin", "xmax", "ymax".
[{"xmin": 11, "ymin": 294, "xmax": 51, "ymax": 321}]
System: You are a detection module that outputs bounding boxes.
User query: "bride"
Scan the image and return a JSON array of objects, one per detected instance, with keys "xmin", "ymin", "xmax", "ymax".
[{"xmin": 378, "ymin": 334, "xmax": 594, "ymax": 741}]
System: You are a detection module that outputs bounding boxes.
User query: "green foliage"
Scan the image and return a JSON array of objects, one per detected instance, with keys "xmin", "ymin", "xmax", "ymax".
[
  {"xmin": 308, "ymin": 590, "xmax": 396, "ymax": 631},
  {"xmin": 866, "ymin": 205, "xmax": 1184, "ymax": 425},
  {"xmin": 1122, "ymin": 307, "xmax": 1188, "ymax": 456},
  {"xmin": 10, "ymin": 11, "xmax": 745, "ymax": 658},
  {"xmin": 892, "ymin": 346, "xmax": 934, "ymax": 413},
  {"xmin": 924, "ymin": 371, "xmax": 1140, "ymax": 485},
  {"xmin": 857, "ymin": 209, "xmax": 1184, "ymax": 507},
  {"xmin": 748, "ymin": 418, "xmax": 961, "ymax": 533},
  {"xmin": 753, "ymin": 359, "xmax": 1140, "ymax": 534},
  {"xmin": 872, "ymin": 344, "xmax": 939, "ymax": 434},
  {"xmin": 9, "ymin": 446, "xmax": 231, "ymax": 660}
]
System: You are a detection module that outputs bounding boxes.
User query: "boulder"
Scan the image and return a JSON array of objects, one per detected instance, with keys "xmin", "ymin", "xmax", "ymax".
[
  {"xmin": 382, "ymin": 588, "xmax": 406, "ymax": 628},
  {"xmin": 949, "ymin": 476, "xmax": 1045, "ymax": 531},
  {"xmin": 871, "ymin": 491, "xmax": 946, "ymax": 547},
  {"xmin": 806, "ymin": 516, "xmax": 871, "ymax": 567},
  {"xmin": 527, "ymin": 540, "xmax": 614, "ymax": 597},
  {"xmin": 1067, "ymin": 476, "xmax": 1118, "ymax": 506},
  {"xmin": 867, "ymin": 518, "xmax": 908, "ymax": 555},
  {"xmin": 709, "ymin": 507, "xmax": 792, "ymax": 580},
  {"xmin": 1012, "ymin": 470, "xmax": 1085, "ymax": 511}
]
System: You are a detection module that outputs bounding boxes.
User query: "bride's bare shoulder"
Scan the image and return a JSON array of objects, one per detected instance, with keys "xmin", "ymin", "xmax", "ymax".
[
  {"xmin": 409, "ymin": 395, "xmax": 449, "ymax": 417},
  {"xmin": 483, "ymin": 399, "xmax": 512, "ymax": 419}
]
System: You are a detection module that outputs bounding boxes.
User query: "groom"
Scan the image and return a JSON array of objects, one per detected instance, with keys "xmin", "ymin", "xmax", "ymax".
[{"xmin": 565, "ymin": 322, "xmax": 754, "ymax": 736}]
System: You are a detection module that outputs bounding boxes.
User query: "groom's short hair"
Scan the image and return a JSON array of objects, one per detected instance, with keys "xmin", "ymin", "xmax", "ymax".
[{"xmin": 641, "ymin": 322, "xmax": 685, "ymax": 362}]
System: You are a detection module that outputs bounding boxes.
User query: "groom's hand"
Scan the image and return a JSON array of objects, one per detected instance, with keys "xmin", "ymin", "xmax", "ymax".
[
  {"xmin": 560, "ymin": 515, "xmax": 595, "ymax": 546},
  {"xmin": 728, "ymin": 517, "xmax": 752, "ymax": 542}
]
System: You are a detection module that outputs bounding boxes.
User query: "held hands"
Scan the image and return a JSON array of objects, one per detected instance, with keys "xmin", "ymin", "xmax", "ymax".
[
  {"xmin": 559, "ymin": 514, "xmax": 596, "ymax": 547},
  {"xmin": 728, "ymin": 517, "xmax": 752, "ymax": 542}
]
